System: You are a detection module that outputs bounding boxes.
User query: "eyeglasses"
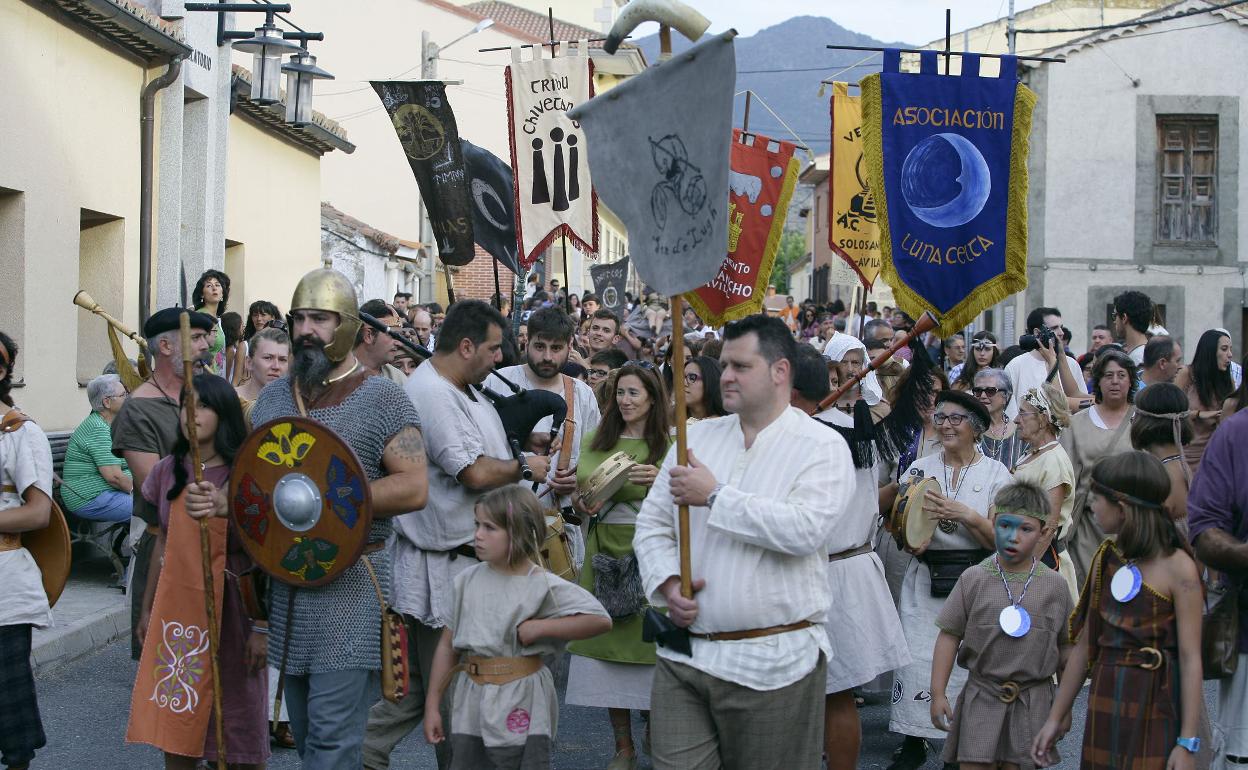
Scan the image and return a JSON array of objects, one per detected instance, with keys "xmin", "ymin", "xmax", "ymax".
[
  {"xmin": 932, "ymin": 412, "xmax": 970, "ymax": 426},
  {"xmin": 587, "ymin": 368, "xmax": 610, "ymax": 379},
  {"xmin": 971, "ymin": 386, "xmax": 1003, "ymax": 397},
  {"xmin": 684, "ymin": 372, "xmax": 701, "ymax": 384}
]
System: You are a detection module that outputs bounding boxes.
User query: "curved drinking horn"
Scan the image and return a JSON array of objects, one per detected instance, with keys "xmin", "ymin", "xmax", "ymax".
[{"xmin": 604, "ymin": 0, "xmax": 711, "ymax": 56}]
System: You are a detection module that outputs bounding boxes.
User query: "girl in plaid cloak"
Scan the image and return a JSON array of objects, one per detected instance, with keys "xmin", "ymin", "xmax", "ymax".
[{"xmin": 1033, "ymin": 451, "xmax": 1205, "ymax": 770}]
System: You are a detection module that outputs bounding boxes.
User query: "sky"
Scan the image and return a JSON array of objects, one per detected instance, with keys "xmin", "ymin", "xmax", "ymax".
[{"xmin": 682, "ymin": 0, "xmax": 1050, "ymax": 46}]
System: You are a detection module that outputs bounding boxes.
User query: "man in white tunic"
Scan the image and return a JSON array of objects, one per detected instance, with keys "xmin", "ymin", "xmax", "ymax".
[
  {"xmin": 364, "ymin": 300, "xmax": 550, "ymax": 770},
  {"xmin": 485, "ymin": 306, "xmax": 600, "ymax": 566},
  {"xmin": 634, "ymin": 314, "xmax": 854, "ymax": 769}
]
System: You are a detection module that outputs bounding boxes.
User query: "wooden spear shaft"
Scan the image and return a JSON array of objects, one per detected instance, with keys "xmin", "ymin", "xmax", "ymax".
[{"xmin": 179, "ymin": 313, "xmax": 226, "ymax": 770}]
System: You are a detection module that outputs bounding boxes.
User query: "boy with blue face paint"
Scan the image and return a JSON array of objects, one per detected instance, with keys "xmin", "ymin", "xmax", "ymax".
[{"xmin": 928, "ymin": 481, "xmax": 1075, "ymax": 770}]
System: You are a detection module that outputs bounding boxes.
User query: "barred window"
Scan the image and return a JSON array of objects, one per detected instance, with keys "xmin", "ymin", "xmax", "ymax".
[{"xmin": 1156, "ymin": 116, "xmax": 1217, "ymax": 244}]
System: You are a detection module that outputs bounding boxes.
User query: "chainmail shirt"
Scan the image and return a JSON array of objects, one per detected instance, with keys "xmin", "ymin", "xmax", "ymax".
[{"xmin": 252, "ymin": 375, "xmax": 420, "ymax": 674}]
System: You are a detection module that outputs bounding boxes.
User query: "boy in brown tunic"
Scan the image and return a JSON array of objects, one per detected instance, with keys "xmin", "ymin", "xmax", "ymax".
[{"xmin": 929, "ymin": 481, "xmax": 1074, "ymax": 770}]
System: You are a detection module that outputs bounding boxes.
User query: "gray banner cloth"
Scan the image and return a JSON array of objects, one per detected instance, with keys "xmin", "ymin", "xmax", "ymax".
[{"xmin": 568, "ymin": 31, "xmax": 737, "ymax": 296}]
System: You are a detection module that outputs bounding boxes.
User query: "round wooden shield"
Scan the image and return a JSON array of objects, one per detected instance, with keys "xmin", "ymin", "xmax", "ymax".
[
  {"xmin": 230, "ymin": 416, "xmax": 372, "ymax": 587},
  {"xmin": 890, "ymin": 476, "xmax": 941, "ymax": 551},
  {"xmin": 22, "ymin": 500, "xmax": 71, "ymax": 607}
]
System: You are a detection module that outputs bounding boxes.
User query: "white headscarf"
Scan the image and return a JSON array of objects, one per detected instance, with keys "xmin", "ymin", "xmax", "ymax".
[{"xmin": 822, "ymin": 333, "xmax": 883, "ymax": 405}]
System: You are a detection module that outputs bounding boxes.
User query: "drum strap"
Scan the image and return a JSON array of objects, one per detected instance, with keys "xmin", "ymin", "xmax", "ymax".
[{"xmin": 559, "ymin": 375, "xmax": 577, "ymax": 467}]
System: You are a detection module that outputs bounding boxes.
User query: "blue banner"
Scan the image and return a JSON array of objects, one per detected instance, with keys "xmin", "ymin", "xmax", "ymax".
[{"xmin": 861, "ymin": 50, "xmax": 1035, "ymax": 335}]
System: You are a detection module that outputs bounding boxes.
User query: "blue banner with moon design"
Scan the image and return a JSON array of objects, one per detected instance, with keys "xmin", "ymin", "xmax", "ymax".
[{"xmin": 860, "ymin": 50, "xmax": 1035, "ymax": 336}]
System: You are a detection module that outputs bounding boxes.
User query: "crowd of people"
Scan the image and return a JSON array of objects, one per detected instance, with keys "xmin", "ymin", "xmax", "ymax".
[{"xmin": 1, "ymin": 272, "xmax": 1246, "ymax": 770}]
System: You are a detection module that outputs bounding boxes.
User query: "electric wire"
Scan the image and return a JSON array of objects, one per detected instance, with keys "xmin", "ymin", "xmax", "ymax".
[{"xmin": 1015, "ymin": 0, "xmax": 1248, "ymax": 34}]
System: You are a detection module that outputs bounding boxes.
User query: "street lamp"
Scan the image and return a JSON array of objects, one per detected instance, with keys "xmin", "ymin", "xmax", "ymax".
[
  {"xmin": 422, "ymin": 19, "xmax": 494, "ymax": 79},
  {"xmin": 232, "ymin": 18, "xmax": 302, "ymax": 105},
  {"xmin": 282, "ymin": 45, "xmax": 334, "ymax": 125}
]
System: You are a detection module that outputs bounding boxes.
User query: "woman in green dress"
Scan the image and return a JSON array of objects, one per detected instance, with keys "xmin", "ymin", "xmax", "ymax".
[{"xmin": 566, "ymin": 363, "xmax": 670, "ymax": 770}]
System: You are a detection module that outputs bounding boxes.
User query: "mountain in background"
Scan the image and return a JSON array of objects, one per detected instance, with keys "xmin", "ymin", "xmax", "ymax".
[{"xmin": 635, "ymin": 16, "xmax": 912, "ymax": 158}]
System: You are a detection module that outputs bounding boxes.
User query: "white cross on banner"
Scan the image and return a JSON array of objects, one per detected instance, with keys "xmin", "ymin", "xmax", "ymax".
[{"xmin": 506, "ymin": 41, "xmax": 599, "ymax": 269}]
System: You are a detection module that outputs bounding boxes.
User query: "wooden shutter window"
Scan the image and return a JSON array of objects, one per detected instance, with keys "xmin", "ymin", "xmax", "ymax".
[{"xmin": 1156, "ymin": 116, "xmax": 1218, "ymax": 244}]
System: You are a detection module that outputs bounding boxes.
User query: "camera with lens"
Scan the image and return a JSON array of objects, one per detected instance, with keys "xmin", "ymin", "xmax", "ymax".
[{"xmin": 1019, "ymin": 325, "xmax": 1057, "ymax": 352}]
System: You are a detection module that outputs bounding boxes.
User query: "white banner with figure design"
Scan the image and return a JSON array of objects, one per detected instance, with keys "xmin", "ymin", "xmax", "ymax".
[{"xmin": 506, "ymin": 41, "xmax": 598, "ymax": 269}]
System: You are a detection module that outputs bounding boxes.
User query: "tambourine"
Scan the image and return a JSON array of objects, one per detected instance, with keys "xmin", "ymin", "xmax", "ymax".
[
  {"xmin": 888, "ymin": 476, "xmax": 941, "ymax": 551},
  {"xmin": 581, "ymin": 451, "xmax": 636, "ymax": 510}
]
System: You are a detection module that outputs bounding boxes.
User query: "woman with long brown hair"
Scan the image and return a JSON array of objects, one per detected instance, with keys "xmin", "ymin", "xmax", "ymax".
[
  {"xmin": 1174, "ymin": 328, "xmax": 1234, "ymax": 475},
  {"xmin": 566, "ymin": 363, "xmax": 671, "ymax": 768}
]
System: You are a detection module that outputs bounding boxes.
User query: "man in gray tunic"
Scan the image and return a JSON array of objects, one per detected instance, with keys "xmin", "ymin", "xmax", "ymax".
[
  {"xmin": 364, "ymin": 300, "xmax": 549, "ymax": 770},
  {"xmin": 251, "ymin": 269, "xmax": 428, "ymax": 770}
]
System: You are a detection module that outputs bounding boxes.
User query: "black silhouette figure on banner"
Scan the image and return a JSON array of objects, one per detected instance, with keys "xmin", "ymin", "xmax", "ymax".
[
  {"xmin": 532, "ymin": 137, "xmax": 551, "ymax": 204},
  {"xmin": 530, "ymin": 127, "xmax": 583, "ymax": 211},
  {"xmin": 550, "ymin": 127, "xmax": 569, "ymax": 212},
  {"xmin": 648, "ymin": 134, "xmax": 707, "ymax": 231},
  {"xmin": 568, "ymin": 134, "xmax": 580, "ymax": 202}
]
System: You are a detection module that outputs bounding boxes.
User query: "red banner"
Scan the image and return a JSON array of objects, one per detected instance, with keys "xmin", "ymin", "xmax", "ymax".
[{"xmin": 685, "ymin": 130, "xmax": 799, "ymax": 326}]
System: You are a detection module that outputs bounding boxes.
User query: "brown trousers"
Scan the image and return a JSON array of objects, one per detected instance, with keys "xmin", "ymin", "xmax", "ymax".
[{"xmin": 650, "ymin": 653, "xmax": 826, "ymax": 770}]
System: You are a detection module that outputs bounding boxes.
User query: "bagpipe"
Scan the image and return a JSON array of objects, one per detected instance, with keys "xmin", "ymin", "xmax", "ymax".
[{"xmin": 358, "ymin": 313, "xmax": 568, "ymax": 484}]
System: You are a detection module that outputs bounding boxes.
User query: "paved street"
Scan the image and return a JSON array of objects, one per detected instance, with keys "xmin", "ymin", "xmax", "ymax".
[{"xmin": 36, "ymin": 638, "xmax": 1098, "ymax": 769}]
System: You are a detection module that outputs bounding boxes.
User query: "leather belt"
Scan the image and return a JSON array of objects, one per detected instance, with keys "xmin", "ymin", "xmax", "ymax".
[
  {"xmin": 455, "ymin": 654, "xmax": 543, "ymax": 685},
  {"xmin": 828, "ymin": 543, "xmax": 872, "ymax": 562},
  {"xmin": 1101, "ymin": 646, "xmax": 1167, "ymax": 671},
  {"xmin": 0, "ymin": 532, "xmax": 20, "ymax": 552},
  {"xmin": 362, "ymin": 541, "xmax": 385, "ymax": 554},
  {"xmin": 689, "ymin": 620, "xmax": 815, "ymax": 642},
  {"xmin": 969, "ymin": 672, "xmax": 1049, "ymax": 704},
  {"xmin": 1, "ymin": 484, "xmax": 16, "ymax": 493}
]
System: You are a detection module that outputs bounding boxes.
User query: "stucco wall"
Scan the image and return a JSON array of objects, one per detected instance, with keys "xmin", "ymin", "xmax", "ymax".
[
  {"xmin": 1029, "ymin": 14, "xmax": 1248, "ymax": 354},
  {"xmin": 224, "ymin": 117, "xmax": 324, "ymax": 315},
  {"xmin": 0, "ymin": 0, "xmax": 147, "ymax": 429}
]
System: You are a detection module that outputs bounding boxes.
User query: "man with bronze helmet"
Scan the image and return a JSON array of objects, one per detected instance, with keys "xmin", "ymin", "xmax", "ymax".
[{"xmin": 250, "ymin": 268, "xmax": 429, "ymax": 770}]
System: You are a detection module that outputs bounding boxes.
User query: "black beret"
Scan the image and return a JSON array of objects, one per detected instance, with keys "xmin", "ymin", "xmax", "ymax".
[
  {"xmin": 143, "ymin": 307, "xmax": 215, "ymax": 338},
  {"xmin": 935, "ymin": 389, "xmax": 991, "ymax": 428}
]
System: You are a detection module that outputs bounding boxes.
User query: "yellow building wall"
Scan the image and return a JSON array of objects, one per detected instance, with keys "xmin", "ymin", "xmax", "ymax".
[
  {"xmin": 223, "ymin": 117, "xmax": 323, "ymax": 317},
  {"xmin": 0, "ymin": 0, "xmax": 149, "ymax": 430}
]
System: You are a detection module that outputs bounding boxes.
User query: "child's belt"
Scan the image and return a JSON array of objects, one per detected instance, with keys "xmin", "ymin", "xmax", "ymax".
[
  {"xmin": 453, "ymin": 654, "xmax": 544, "ymax": 685},
  {"xmin": 968, "ymin": 672, "xmax": 1051, "ymax": 704}
]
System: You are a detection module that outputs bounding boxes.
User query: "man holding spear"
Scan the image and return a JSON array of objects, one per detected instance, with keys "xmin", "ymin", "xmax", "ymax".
[{"xmin": 633, "ymin": 315, "xmax": 853, "ymax": 768}]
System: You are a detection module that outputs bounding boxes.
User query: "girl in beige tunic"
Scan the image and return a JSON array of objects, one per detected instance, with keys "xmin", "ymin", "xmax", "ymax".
[
  {"xmin": 424, "ymin": 487, "xmax": 611, "ymax": 770},
  {"xmin": 930, "ymin": 482, "xmax": 1074, "ymax": 770}
]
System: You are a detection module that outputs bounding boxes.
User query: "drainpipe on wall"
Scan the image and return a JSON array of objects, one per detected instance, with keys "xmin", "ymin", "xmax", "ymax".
[{"xmin": 139, "ymin": 56, "xmax": 184, "ymax": 328}]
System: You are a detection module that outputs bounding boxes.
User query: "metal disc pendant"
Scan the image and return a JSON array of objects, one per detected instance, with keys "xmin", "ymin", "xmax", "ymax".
[
  {"xmin": 1111, "ymin": 564, "xmax": 1142, "ymax": 602},
  {"xmin": 999, "ymin": 604, "xmax": 1031, "ymax": 637}
]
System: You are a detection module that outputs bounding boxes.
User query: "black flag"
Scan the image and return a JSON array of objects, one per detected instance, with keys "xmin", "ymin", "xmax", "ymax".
[
  {"xmin": 590, "ymin": 256, "xmax": 630, "ymax": 315},
  {"xmin": 372, "ymin": 81, "xmax": 475, "ymax": 266},
  {"xmin": 461, "ymin": 139, "xmax": 520, "ymax": 276}
]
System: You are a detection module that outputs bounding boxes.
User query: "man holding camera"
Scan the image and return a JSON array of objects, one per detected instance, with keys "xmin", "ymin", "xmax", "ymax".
[{"xmin": 1003, "ymin": 307, "xmax": 1088, "ymax": 419}]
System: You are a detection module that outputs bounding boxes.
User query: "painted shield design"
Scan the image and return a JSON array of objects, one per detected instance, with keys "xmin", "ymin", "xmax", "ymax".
[{"xmin": 230, "ymin": 416, "xmax": 372, "ymax": 587}]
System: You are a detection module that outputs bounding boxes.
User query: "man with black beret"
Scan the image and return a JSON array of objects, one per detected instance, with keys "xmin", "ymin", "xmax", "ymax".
[{"xmin": 111, "ymin": 306, "xmax": 213, "ymax": 658}]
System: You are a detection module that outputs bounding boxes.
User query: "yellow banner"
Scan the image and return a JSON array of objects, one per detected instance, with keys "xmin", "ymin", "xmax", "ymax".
[{"xmin": 830, "ymin": 82, "xmax": 881, "ymax": 289}]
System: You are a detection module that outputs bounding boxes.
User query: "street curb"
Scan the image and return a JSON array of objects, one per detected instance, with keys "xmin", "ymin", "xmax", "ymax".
[{"xmin": 32, "ymin": 603, "xmax": 129, "ymax": 675}]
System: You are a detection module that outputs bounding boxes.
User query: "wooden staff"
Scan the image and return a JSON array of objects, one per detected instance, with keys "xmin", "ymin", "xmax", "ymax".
[
  {"xmin": 179, "ymin": 313, "xmax": 226, "ymax": 770},
  {"xmin": 669, "ymin": 297, "xmax": 693, "ymax": 598},
  {"xmin": 815, "ymin": 310, "xmax": 938, "ymax": 414}
]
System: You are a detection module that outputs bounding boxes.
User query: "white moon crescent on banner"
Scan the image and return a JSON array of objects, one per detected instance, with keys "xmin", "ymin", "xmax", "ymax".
[{"xmin": 900, "ymin": 132, "xmax": 991, "ymax": 229}]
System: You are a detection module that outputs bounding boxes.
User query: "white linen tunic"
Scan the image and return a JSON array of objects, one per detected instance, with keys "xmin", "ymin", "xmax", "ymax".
[
  {"xmin": 634, "ymin": 407, "xmax": 853, "ymax": 691},
  {"xmin": 816, "ymin": 411, "xmax": 911, "ymax": 693},
  {"xmin": 0, "ymin": 417, "xmax": 53, "ymax": 629}
]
